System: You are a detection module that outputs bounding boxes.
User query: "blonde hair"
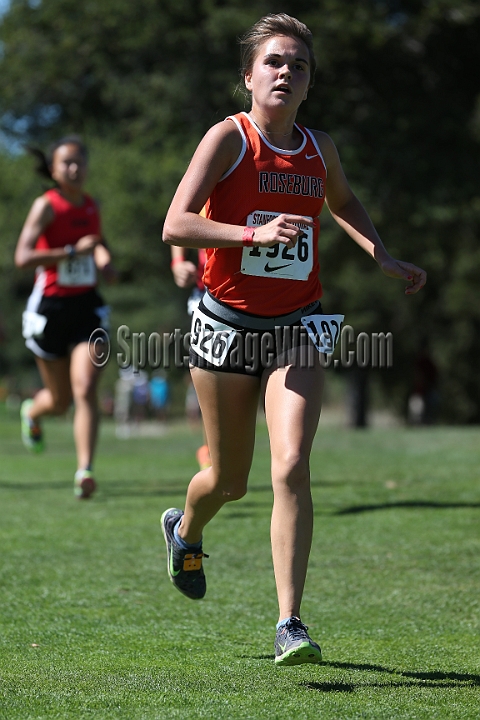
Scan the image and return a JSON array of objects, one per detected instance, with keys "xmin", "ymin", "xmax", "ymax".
[{"xmin": 239, "ymin": 13, "xmax": 316, "ymax": 93}]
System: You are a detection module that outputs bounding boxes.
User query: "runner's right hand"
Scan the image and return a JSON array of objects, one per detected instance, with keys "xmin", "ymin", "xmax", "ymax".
[
  {"xmin": 251, "ymin": 214, "xmax": 315, "ymax": 249},
  {"xmin": 74, "ymin": 234, "xmax": 102, "ymax": 255}
]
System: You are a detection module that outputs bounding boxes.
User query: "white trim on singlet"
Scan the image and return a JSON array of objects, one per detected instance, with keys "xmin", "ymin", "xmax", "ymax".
[
  {"xmin": 219, "ymin": 113, "xmax": 327, "ymax": 181},
  {"xmin": 243, "ymin": 111, "xmax": 307, "ymax": 155},
  {"xmin": 304, "ymin": 127, "xmax": 327, "ymax": 175},
  {"xmin": 219, "ymin": 116, "xmax": 247, "ymax": 181}
]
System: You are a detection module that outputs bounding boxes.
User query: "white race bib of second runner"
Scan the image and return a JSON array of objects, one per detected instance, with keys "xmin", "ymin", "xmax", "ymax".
[
  {"xmin": 57, "ymin": 254, "xmax": 96, "ymax": 287},
  {"xmin": 301, "ymin": 313, "xmax": 345, "ymax": 355},
  {"xmin": 241, "ymin": 210, "xmax": 313, "ymax": 281}
]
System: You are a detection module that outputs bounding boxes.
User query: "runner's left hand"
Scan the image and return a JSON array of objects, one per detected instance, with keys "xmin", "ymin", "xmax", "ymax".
[{"xmin": 380, "ymin": 257, "xmax": 426, "ymax": 295}]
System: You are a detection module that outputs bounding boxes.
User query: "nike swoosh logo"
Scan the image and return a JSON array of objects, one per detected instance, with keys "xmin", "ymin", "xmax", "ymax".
[
  {"xmin": 278, "ymin": 642, "xmax": 288, "ymax": 652},
  {"xmin": 264, "ymin": 263, "xmax": 293, "ymax": 273},
  {"xmin": 305, "ymin": 154, "xmax": 318, "ymax": 160},
  {"xmin": 169, "ymin": 548, "xmax": 181, "ymax": 576}
]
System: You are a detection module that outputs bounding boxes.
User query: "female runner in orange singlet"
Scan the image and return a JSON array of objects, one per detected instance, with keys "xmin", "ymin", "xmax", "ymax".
[{"xmin": 161, "ymin": 14, "xmax": 426, "ymax": 665}]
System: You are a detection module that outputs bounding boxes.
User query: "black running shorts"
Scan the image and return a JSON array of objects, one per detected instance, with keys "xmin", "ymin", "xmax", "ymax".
[
  {"xmin": 23, "ymin": 288, "xmax": 109, "ymax": 360},
  {"xmin": 189, "ymin": 291, "xmax": 323, "ymax": 377}
]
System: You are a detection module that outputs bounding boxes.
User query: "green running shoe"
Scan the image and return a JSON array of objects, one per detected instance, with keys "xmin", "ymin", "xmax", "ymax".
[
  {"xmin": 74, "ymin": 469, "xmax": 97, "ymax": 499},
  {"xmin": 274, "ymin": 617, "xmax": 322, "ymax": 666},
  {"xmin": 161, "ymin": 508, "xmax": 208, "ymax": 600},
  {"xmin": 20, "ymin": 399, "xmax": 44, "ymax": 453}
]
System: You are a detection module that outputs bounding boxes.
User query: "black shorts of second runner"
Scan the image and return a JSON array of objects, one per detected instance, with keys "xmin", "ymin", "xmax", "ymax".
[
  {"xmin": 190, "ymin": 292, "xmax": 323, "ymax": 377},
  {"xmin": 24, "ymin": 288, "xmax": 109, "ymax": 360}
]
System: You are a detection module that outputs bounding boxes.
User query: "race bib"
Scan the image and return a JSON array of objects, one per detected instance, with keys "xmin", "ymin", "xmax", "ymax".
[
  {"xmin": 241, "ymin": 210, "xmax": 313, "ymax": 281},
  {"xmin": 22, "ymin": 311, "xmax": 47, "ymax": 339},
  {"xmin": 57, "ymin": 255, "xmax": 96, "ymax": 287},
  {"xmin": 301, "ymin": 313, "xmax": 345, "ymax": 355},
  {"xmin": 190, "ymin": 306, "xmax": 237, "ymax": 367}
]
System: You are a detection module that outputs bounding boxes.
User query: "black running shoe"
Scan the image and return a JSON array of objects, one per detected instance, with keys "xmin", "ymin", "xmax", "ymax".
[
  {"xmin": 274, "ymin": 616, "xmax": 322, "ymax": 666},
  {"xmin": 161, "ymin": 508, "xmax": 208, "ymax": 600}
]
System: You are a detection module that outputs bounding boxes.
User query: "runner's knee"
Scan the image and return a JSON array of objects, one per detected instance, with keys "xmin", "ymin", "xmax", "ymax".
[
  {"xmin": 71, "ymin": 377, "xmax": 97, "ymax": 403},
  {"xmin": 213, "ymin": 471, "xmax": 249, "ymax": 502},
  {"xmin": 222, "ymin": 485, "xmax": 248, "ymax": 502},
  {"xmin": 271, "ymin": 452, "xmax": 310, "ymax": 491}
]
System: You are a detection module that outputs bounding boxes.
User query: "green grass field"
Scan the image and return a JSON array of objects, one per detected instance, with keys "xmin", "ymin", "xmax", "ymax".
[{"xmin": 1, "ymin": 407, "xmax": 479, "ymax": 719}]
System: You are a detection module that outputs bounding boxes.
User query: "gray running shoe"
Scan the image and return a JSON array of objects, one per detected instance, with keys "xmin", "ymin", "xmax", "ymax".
[
  {"xmin": 274, "ymin": 616, "xmax": 322, "ymax": 666},
  {"xmin": 161, "ymin": 508, "xmax": 208, "ymax": 600}
]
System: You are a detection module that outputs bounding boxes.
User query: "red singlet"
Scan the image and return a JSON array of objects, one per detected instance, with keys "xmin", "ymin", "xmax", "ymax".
[
  {"xmin": 203, "ymin": 112, "xmax": 327, "ymax": 316},
  {"xmin": 34, "ymin": 188, "xmax": 101, "ymax": 298}
]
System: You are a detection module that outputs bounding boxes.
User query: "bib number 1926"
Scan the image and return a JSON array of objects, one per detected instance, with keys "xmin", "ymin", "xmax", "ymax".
[{"xmin": 241, "ymin": 210, "xmax": 313, "ymax": 281}]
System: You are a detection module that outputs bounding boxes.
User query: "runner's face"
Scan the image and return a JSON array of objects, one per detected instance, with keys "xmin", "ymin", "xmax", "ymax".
[
  {"xmin": 50, "ymin": 143, "xmax": 87, "ymax": 189},
  {"xmin": 245, "ymin": 35, "xmax": 311, "ymax": 113}
]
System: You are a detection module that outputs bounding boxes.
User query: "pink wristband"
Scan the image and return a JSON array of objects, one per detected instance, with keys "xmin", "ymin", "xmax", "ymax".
[
  {"xmin": 242, "ymin": 227, "xmax": 255, "ymax": 247},
  {"xmin": 170, "ymin": 257, "xmax": 184, "ymax": 267}
]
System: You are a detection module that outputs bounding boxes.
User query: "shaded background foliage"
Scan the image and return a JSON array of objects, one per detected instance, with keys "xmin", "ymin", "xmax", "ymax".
[{"xmin": 0, "ymin": 0, "xmax": 479, "ymax": 420}]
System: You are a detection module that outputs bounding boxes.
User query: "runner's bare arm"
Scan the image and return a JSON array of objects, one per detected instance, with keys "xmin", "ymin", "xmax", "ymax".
[
  {"xmin": 14, "ymin": 196, "xmax": 56, "ymax": 268},
  {"xmin": 315, "ymin": 131, "xmax": 426, "ymax": 294},
  {"xmin": 163, "ymin": 121, "xmax": 313, "ymax": 250},
  {"xmin": 94, "ymin": 243, "xmax": 118, "ymax": 284},
  {"xmin": 15, "ymin": 197, "xmax": 102, "ymax": 268},
  {"xmin": 170, "ymin": 246, "xmax": 197, "ymax": 288}
]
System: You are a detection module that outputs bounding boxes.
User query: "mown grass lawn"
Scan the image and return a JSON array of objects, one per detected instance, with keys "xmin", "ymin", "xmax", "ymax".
[{"xmin": 0, "ymin": 407, "xmax": 479, "ymax": 719}]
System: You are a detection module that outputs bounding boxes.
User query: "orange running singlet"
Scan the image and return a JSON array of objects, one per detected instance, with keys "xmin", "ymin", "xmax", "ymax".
[{"xmin": 203, "ymin": 112, "xmax": 327, "ymax": 316}]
